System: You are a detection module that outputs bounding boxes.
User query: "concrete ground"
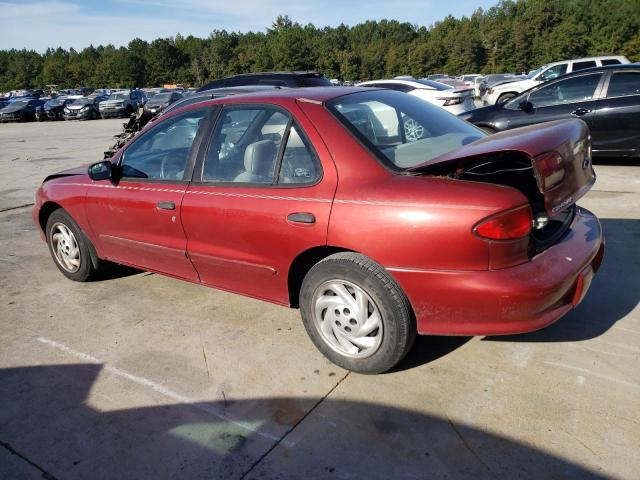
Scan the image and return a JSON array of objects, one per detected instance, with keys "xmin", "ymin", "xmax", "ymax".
[{"xmin": 0, "ymin": 119, "xmax": 639, "ymax": 480}]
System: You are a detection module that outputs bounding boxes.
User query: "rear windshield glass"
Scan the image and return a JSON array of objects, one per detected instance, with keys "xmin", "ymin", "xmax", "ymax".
[
  {"xmin": 327, "ymin": 90, "xmax": 483, "ymax": 170},
  {"xmin": 412, "ymin": 79, "xmax": 453, "ymax": 90},
  {"xmin": 298, "ymin": 75, "xmax": 333, "ymax": 87}
]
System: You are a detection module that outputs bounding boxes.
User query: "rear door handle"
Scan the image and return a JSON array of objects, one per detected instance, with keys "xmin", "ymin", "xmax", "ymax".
[
  {"xmin": 571, "ymin": 108, "xmax": 591, "ymax": 117},
  {"xmin": 157, "ymin": 201, "xmax": 175, "ymax": 210},
  {"xmin": 287, "ymin": 212, "xmax": 315, "ymax": 224}
]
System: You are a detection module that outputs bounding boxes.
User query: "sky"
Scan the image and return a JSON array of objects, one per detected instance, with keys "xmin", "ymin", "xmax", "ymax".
[{"xmin": 0, "ymin": 0, "xmax": 500, "ymax": 52}]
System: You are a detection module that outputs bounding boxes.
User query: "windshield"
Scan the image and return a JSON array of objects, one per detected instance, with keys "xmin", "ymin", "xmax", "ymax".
[
  {"xmin": 327, "ymin": 90, "xmax": 483, "ymax": 170},
  {"xmin": 108, "ymin": 93, "xmax": 130, "ymax": 100},
  {"xmin": 151, "ymin": 93, "xmax": 172, "ymax": 102},
  {"xmin": 46, "ymin": 98, "xmax": 65, "ymax": 107},
  {"xmin": 71, "ymin": 98, "xmax": 92, "ymax": 106},
  {"xmin": 526, "ymin": 66, "xmax": 546, "ymax": 79}
]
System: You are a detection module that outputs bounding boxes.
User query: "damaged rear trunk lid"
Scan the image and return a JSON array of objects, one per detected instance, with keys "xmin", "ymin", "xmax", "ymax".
[{"xmin": 409, "ymin": 119, "xmax": 595, "ymax": 217}]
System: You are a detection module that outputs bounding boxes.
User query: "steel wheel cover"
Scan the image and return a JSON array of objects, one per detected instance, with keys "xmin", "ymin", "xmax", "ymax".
[
  {"xmin": 312, "ymin": 280, "xmax": 383, "ymax": 358},
  {"xmin": 50, "ymin": 222, "xmax": 81, "ymax": 273}
]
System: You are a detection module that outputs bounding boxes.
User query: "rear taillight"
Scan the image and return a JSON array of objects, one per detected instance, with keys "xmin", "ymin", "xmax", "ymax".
[
  {"xmin": 474, "ymin": 205, "xmax": 533, "ymax": 240},
  {"xmin": 534, "ymin": 152, "xmax": 565, "ymax": 191},
  {"xmin": 438, "ymin": 97, "xmax": 463, "ymax": 106}
]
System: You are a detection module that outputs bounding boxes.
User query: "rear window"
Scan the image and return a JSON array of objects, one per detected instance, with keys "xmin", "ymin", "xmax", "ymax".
[
  {"xmin": 573, "ymin": 61, "xmax": 597, "ymax": 71},
  {"xmin": 601, "ymin": 59, "xmax": 622, "ymax": 66},
  {"xmin": 606, "ymin": 71, "xmax": 640, "ymax": 97},
  {"xmin": 327, "ymin": 90, "xmax": 483, "ymax": 171},
  {"xmin": 297, "ymin": 75, "xmax": 332, "ymax": 87}
]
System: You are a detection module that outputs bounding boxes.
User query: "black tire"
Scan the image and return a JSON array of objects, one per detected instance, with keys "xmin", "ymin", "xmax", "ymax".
[
  {"xmin": 45, "ymin": 209, "xmax": 99, "ymax": 282},
  {"xmin": 300, "ymin": 252, "xmax": 416, "ymax": 374},
  {"xmin": 497, "ymin": 93, "xmax": 517, "ymax": 104}
]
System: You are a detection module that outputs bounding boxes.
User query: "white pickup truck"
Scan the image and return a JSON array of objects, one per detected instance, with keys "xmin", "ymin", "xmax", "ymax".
[{"xmin": 482, "ymin": 55, "xmax": 630, "ymax": 105}]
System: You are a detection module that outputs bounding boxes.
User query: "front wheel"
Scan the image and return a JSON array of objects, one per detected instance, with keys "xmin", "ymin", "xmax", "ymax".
[
  {"xmin": 46, "ymin": 209, "xmax": 99, "ymax": 282},
  {"xmin": 300, "ymin": 253, "xmax": 416, "ymax": 374},
  {"xmin": 497, "ymin": 93, "xmax": 517, "ymax": 104}
]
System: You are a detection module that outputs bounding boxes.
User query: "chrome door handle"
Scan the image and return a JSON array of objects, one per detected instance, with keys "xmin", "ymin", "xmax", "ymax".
[
  {"xmin": 287, "ymin": 212, "xmax": 315, "ymax": 224},
  {"xmin": 571, "ymin": 108, "xmax": 591, "ymax": 116},
  {"xmin": 157, "ymin": 201, "xmax": 175, "ymax": 210}
]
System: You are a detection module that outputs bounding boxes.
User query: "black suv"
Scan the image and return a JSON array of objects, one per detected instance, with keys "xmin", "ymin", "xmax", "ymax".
[{"xmin": 197, "ymin": 71, "xmax": 331, "ymax": 92}]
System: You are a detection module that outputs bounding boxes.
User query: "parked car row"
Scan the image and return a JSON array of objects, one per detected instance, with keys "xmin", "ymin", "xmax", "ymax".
[{"xmin": 460, "ymin": 64, "xmax": 640, "ymax": 157}]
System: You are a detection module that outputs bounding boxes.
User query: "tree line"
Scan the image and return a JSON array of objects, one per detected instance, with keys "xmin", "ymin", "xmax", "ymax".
[{"xmin": 0, "ymin": 0, "xmax": 638, "ymax": 91}]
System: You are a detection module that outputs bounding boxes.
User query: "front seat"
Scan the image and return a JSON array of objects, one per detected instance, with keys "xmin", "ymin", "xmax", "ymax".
[{"xmin": 234, "ymin": 140, "xmax": 277, "ymax": 183}]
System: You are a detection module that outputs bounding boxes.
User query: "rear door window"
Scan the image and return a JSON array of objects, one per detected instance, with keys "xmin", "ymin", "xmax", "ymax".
[
  {"xmin": 572, "ymin": 60, "xmax": 597, "ymax": 71},
  {"xmin": 606, "ymin": 71, "xmax": 640, "ymax": 98},
  {"xmin": 601, "ymin": 59, "xmax": 622, "ymax": 66}
]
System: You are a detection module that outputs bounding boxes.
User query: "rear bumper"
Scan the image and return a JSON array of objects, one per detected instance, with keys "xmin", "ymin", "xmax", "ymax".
[{"xmin": 389, "ymin": 207, "xmax": 604, "ymax": 336}]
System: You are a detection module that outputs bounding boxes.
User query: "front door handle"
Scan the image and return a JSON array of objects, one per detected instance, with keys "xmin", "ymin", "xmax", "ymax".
[
  {"xmin": 571, "ymin": 108, "xmax": 591, "ymax": 117},
  {"xmin": 287, "ymin": 212, "xmax": 315, "ymax": 224},
  {"xmin": 157, "ymin": 201, "xmax": 175, "ymax": 210}
]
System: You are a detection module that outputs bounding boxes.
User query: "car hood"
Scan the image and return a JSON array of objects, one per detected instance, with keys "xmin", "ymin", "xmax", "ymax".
[
  {"xmin": 492, "ymin": 79, "xmax": 537, "ymax": 93},
  {"xmin": 459, "ymin": 103, "xmax": 506, "ymax": 121},
  {"xmin": 146, "ymin": 102, "xmax": 168, "ymax": 108},
  {"xmin": 1, "ymin": 104, "xmax": 29, "ymax": 113},
  {"xmin": 43, "ymin": 165, "xmax": 89, "ymax": 183}
]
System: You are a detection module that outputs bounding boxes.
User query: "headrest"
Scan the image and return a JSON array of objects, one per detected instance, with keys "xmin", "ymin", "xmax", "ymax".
[{"xmin": 244, "ymin": 140, "xmax": 277, "ymax": 174}]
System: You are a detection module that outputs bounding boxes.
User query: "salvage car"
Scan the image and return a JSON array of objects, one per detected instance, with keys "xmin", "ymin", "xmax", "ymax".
[
  {"xmin": 63, "ymin": 95, "xmax": 106, "ymax": 120},
  {"xmin": 143, "ymin": 91, "xmax": 183, "ymax": 115},
  {"xmin": 33, "ymin": 87, "xmax": 604, "ymax": 373},
  {"xmin": 358, "ymin": 78, "xmax": 476, "ymax": 114},
  {"xmin": 38, "ymin": 97, "xmax": 73, "ymax": 120},
  {"xmin": 0, "ymin": 99, "xmax": 45, "ymax": 122},
  {"xmin": 99, "ymin": 90, "xmax": 146, "ymax": 118},
  {"xmin": 461, "ymin": 65, "xmax": 640, "ymax": 156}
]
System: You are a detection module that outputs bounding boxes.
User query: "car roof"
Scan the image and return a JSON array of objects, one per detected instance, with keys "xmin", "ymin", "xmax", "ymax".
[
  {"xmin": 544, "ymin": 55, "xmax": 629, "ymax": 67},
  {"xmin": 169, "ymin": 87, "xmax": 372, "ymax": 115}
]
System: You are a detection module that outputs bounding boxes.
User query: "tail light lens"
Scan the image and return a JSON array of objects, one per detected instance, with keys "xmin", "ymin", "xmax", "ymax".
[
  {"xmin": 534, "ymin": 152, "xmax": 565, "ymax": 191},
  {"xmin": 474, "ymin": 205, "xmax": 533, "ymax": 240},
  {"xmin": 438, "ymin": 97, "xmax": 463, "ymax": 106}
]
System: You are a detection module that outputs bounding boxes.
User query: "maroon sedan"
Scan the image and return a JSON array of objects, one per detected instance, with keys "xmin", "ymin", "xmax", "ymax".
[{"xmin": 33, "ymin": 88, "xmax": 604, "ymax": 373}]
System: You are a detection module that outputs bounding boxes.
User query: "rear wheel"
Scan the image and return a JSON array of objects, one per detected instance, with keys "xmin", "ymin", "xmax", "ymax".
[
  {"xmin": 300, "ymin": 253, "xmax": 416, "ymax": 374},
  {"xmin": 46, "ymin": 209, "xmax": 99, "ymax": 282}
]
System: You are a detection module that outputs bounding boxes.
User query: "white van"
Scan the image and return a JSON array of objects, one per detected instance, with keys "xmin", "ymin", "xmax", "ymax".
[{"xmin": 483, "ymin": 55, "xmax": 630, "ymax": 105}]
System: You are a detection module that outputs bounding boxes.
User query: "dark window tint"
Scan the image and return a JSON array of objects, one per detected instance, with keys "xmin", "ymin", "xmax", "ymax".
[
  {"xmin": 203, "ymin": 106, "xmax": 290, "ymax": 183},
  {"xmin": 380, "ymin": 83, "xmax": 414, "ymax": 93},
  {"xmin": 529, "ymin": 73, "xmax": 602, "ymax": 107},
  {"xmin": 258, "ymin": 79, "xmax": 288, "ymax": 86},
  {"xmin": 121, "ymin": 108, "xmax": 207, "ymax": 180},
  {"xmin": 601, "ymin": 59, "xmax": 622, "ymax": 66},
  {"xmin": 573, "ymin": 61, "xmax": 597, "ymax": 71},
  {"xmin": 606, "ymin": 72, "xmax": 640, "ymax": 97},
  {"xmin": 278, "ymin": 125, "xmax": 321, "ymax": 184},
  {"xmin": 297, "ymin": 75, "xmax": 332, "ymax": 87}
]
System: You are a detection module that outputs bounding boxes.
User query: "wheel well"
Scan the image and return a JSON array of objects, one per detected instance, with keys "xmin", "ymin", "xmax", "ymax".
[
  {"xmin": 288, "ymin": 246, "xmax": 352, "ymax": 308},
  {"xmin": 38, "ymin": 201, "xmax": 63, "ymax": 234},
  {"xmin": 498, "ymin": 92, "xmax": 517, "ymax": 100}
]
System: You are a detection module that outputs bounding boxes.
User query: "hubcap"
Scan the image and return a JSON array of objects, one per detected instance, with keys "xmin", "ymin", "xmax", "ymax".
[
  {"xmin": 312, "ymin": 280, "xmax": 383, "ymax": 358},
  {"xmin": 50, "ymin": 222, "xmax": 81, "ymax": 273}
]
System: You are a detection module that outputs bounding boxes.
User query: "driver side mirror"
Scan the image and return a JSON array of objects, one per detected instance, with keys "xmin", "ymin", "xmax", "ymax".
[
  {"xmin": 88, "ymin": 160, "xmax": 114, "ymax": 181},
  {"xmin": 519, "ymin": 100, "xmax": 534, "ymax": 113}
]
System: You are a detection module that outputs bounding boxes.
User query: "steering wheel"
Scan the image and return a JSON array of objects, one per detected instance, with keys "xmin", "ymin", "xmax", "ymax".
[
  {"xmin": 160, "ymin": 154, "xmax": 184, "ymax": 180},
  {"xmin": 404, "ymin": 117, "xmax": 425, "ymax": 142}
]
